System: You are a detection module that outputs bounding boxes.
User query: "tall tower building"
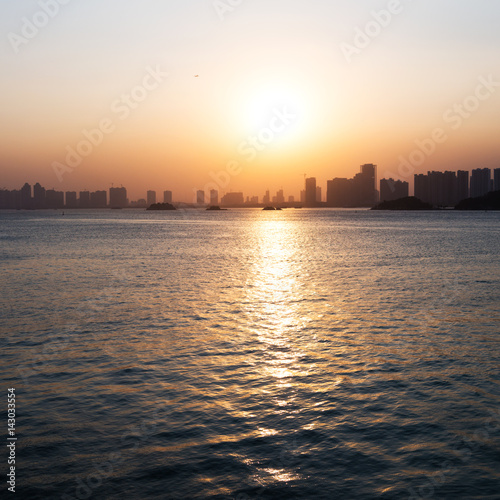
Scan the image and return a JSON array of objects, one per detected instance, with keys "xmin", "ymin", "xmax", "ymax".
[
  {"xmin": 470, "ymin": 168, "xmax": 491, "ymax": 198},
  {"xmin": 196, "ymin": 190, "xmax": 205, "ymax": 205},
  {"xmin": 305, "ymin": 177, "xmax": 317, "ymax": 206},
  {"xmin": 210, "ymin": 189, "xmax": 219, "ymax": 206},
  {"xmin": 147, "ymin": 190, "xmax": 156, "ymax": 206},
  {"xmin": 20, "ymin": 183, "xmax": 32, "ymax": 209},
  {"xmin": 316, "ymin": 186, "xmax": 322, "ymax": 203},
  {"xmin": 457, "ymin": 170, "xmax": 469, "ymax": 202},
  {"xmin": 494, "ymin": 168, "xmax": 500, "ymax": 191},
  {"xmin": 163, "ymin": 190, "xmax": 173, "ymax": 203},
  {"xmin": 33, "ymin": 183, "xmax": 46, "ymax": 209},
  {"xmin": 109, "ymin": 187, "xmax": 128, "ymax": 208},
  {"xmin": 79, "ymin": 191, "xmax": 90, "ymax": 208}
]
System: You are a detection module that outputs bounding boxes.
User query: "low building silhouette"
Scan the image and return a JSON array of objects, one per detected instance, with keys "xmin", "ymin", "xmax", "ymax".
[
  {"xmin": 380, "ymin": 178, "xmax": 409, "ymax": 202},
  {"xmin": 221, "ymin": 192, "xmax": 244, "ymax": 206}
]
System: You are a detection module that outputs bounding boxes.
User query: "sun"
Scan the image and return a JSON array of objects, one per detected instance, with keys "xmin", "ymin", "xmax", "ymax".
[{"xmin": 240, "ymin": 81, "xmax": 314, "ymax": 143}]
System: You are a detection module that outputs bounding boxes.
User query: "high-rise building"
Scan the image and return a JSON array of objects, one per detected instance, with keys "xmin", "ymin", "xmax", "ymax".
[
  {"xmin": 414, "ymin": 174, "xmax": 429, "ymax": 203},
  {"xmin": 109, "ymin": 187, "xmax": 127, "ymax": 208},
  {"xmin": 263, "ymin": 190, "xmax": 270, "ymax": 205},
  {"xmin": 65, "ymin": 191, "xmax": 77, "ymax": 208},
  {"xmin": 147, "ymin": 190, "xmax": 156, "ymax": 206},
  {"xmin": 210, "ymin": 189, "xmax": 219, "ymax": 206},
  {"xmin": 33, "ymin": 183, "xmax": 46, "ymax": 209},
  {"xmin": 327, "ymin": 178, "xmax": 352, "ymax": 207},
  {"xmin": 316, "ymin": 186, "xmax": 322, "ymax": 203},
  {"xmin": 353, "ymin": 164, "xmax": 377, "ymax": 206},
  {"xmin": 20, "ymin": 183, "xmax": 32, "ymax": 209},
  {"xmin": 275, "ymin": 189, "xmax": 285, "ymax": 205},
  {"xmin": 163, "ymin": 190, "xmax": 173, "ymax": 203},
  {"xmin": 79, "ymin": 191, "xmax": 90, "ymax": 208},
  {"xmin": 443, "ymin": 171, "xmax": 458, "ymax": 207},
  {"xmin": 305, "ymin": 177, "xmax": 317, "ymax": 206},
  {"xmin": 196, "ymin": 190, "xmax": 205, "ymax": 205},
  {"xmin": 45, "ymin": 189, "xmax": 64, "ymax": 209},
  {"xmin": 494, "ymin": 168, "xmax": 500, "ymax": 191},
  {"xmin": 380, "ymin": 178, "xmax": 409, "ymax": 201},
  {"xmin": 470, "ymin": 168, "xmax": 491, "ymax": 198},
  {"xmin": 90, "ymin": 191, "xmax": 107, "ymax": 208},
  {"xmin": 457, "ymin": 170, "xmax": 469, "ymax": 202}
]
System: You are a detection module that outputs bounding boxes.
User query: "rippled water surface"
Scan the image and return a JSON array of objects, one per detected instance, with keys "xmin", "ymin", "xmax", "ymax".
[{"xmin": 1, "ymin": 209, "xmax": 500, "ymax": 499}]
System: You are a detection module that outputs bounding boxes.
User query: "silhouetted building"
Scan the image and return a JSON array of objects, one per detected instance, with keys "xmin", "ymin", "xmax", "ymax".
[
  {"xmin": 109, "ymin": 187, "xmax": 127, "ymax": 208},
  {"xmin": 326, "ymin": 164, "xmax": 377, "ymax": 207},
  {"xmin": 414, "ymin": 174, "xmax": 430, "ymax": 203},
  {"xmin": 274, "ymin": 189, "xmax": 285, "ymax": 205},
  {"xmin": 147, "ymin": 190, "xmax": 156, "ymax": 206},
  {"xmin": 263, "ymin": 190, "xmax": 270, "ymax": 205},
  {"xmin": 288, "ymin": 196, "xmax": 295, "ymax": 203},
  {"xmin": 494, "ymin": 168, "xmax": 500, "ymax": 191},
  {"xmin": 79, "ymin": 191, "xmax": 90, "ymax": 208},
  {"xmin": 221, "ymin": 192, "xmax": 244, "ymax": 206},
  {"xmin": 353, "ymin": 164, "xmax": 377, "ymax": 206},
  {"xmin": 457, "ymin": 170, "xmax": 469, "ymax": 202},
  {"xmin": 65, "ymin": 191, "xmax": 77, "ymax": 208},
  {"xmin": 20, "ymin": 183, "xmax": 32, "ymax": 209},
  {"xmin": 33, "ymin": 183, "xmax": 46, "ymax": 209},
  {"xmin": 470, "ymin": 168, "xmax": 491, "ymax": 198},
  {"xmin": 163, "ymin": 190, "xmax": 173, "ymax": 204},
  {"xmin": 443, "ymin": 171, "xmax": 458, "ymax": 207},
  {"xmin": 380, "ymin": 178, "xmax": 409, "ymax": 202},
  {"xmin": 210, "ymin": 189, "xmax": 219, "ymax": 206},
  {"xmin": 327, "ymin": 178, "xmax": 352, "ymax": 207},
  {"xmin": 196, "ymin": 190, "xmax": 205, "ymax": 205},
  {"xmin": 0, "ymin": 189, "xmax": 20, "ymax": 209},
  {"xmin": 130, "ymin": 199, "xmax": 147, "ymax": 208},
  {"xmin": 305, "ymin": 177, "xmax": 317, "ymax": 206},
  {"xmin": 46, "ymin": 189, "xmax": 64, "ymax": 209},
  {"xmin": 90, "ymin": 190, "xmax": 107, "ymax": 208},
  {"xmin": 316, "ymin": 186, "xmax": 322, "ymax": 203},
  {"xmin": 415, "ymin": 171, "xmax": 458, "ymax": 206}
]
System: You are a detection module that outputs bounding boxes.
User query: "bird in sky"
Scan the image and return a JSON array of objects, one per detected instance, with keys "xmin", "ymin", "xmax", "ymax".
[{"xmin": 194, "ymin": 75, "xmax": 199, "ymax": 77}]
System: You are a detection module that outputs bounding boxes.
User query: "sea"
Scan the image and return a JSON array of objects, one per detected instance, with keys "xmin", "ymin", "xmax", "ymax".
[{"xmin": 1, "ymin": 208, "xmax": 499, "ymax": 500}]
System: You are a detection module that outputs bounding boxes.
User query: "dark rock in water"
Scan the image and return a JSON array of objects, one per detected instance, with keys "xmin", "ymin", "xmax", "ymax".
[
  {"xmin": 147, "ymin": 203, "xmax": 176, "ymax": 211},
  {"xmin": 455, "ymin": 191, "xmax": 500, "ymax": 210},
  {"xmin": 206, "ymin": 206, "xmax": 227, "ymax": 211},
  {"xmin": 371, "ymin": 196, "xmax": 433, "ymax": 211}
]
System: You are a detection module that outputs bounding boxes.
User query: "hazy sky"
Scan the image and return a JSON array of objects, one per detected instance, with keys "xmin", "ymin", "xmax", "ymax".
[{"xmin": 1, "ymin": 0, "xmax": 499, "ymax": 201}]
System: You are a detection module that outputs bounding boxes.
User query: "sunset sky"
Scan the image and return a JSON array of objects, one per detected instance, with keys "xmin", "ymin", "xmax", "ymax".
[{"xmin": 1, "ymin": 0, "xmax": 499, "ymax": 201}]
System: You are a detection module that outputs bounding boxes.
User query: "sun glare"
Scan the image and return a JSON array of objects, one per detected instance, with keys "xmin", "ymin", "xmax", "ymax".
[{"xmin": 240, "ymin": 81, "xmax": 315, "ymax": 145}]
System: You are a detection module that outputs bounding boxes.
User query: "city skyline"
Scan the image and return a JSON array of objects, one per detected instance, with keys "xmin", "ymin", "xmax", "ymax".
[
  {"xmin": 1, "ymin": 1, "xmax": 500, "ymax": 201},
  {"xmin": 3, "ymin": 165, "xmax": 499, "ymax": 209}
]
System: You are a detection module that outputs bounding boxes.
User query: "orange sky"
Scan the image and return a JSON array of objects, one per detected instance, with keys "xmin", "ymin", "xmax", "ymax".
[{"xmin": 1, "ymin": 0, "xmax": 499, "ymax": 201}]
